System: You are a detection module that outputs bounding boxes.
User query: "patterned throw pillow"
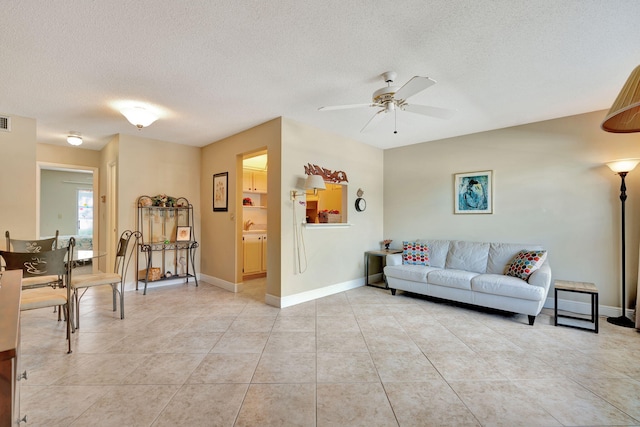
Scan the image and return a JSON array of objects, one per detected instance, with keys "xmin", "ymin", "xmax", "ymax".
[
  {"xmin": 402, "ymin": 241, "xmax": 429, "ymax": 266},
  {"xmin": 505, "ymin": 250, "xmax": 547, "ymax": 280}
]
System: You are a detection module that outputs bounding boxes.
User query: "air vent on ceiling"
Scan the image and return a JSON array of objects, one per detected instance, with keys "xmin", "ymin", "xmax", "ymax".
[{"xmin": 0, "ymin": 116, "xmax": 10, "ymax": 132}]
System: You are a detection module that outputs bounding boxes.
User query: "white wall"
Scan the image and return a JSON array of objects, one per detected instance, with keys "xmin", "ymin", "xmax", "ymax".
[{"xmin": 384, "ymin": 110, "xmax": 640, "ymax": 309}]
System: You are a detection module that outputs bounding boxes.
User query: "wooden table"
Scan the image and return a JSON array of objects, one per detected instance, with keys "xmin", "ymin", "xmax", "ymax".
[
  {"xmin": 364, "ymin": 249, "xmax": 403, "ymax": 289},
  {"xmin": 554, "ymin": 279, "xmax": 599, "ymax": 333},
  {"xmin": 0, "ymin": 270, "xmax": 25, "ymax": 425}
]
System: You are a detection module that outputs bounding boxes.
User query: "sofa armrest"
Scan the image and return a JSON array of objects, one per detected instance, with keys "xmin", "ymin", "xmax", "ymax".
[
  {"xmin": 528, "ymin": 262, "xmax": 551, "ymax": 291},
  {"xmin": 386, "ymin": 253, "xmax": 403, "ymax": 266}
]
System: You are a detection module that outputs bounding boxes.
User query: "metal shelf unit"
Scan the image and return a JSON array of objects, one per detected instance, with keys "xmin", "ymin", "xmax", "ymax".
[{"xmin": 136, "ymin": 195, "xmax": 198, "ymax": 295}]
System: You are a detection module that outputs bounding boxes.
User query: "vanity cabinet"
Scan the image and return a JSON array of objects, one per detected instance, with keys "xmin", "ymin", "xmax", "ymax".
[
  {"xmin": 243, "ymin": 233, "xmax": 267, "ymax": 275},
  {"xmin": 0, "ymin": 270, "xmax": 25, "ymax": 426},
  {"xmin": 136, "ymin": 195, "xmax": 199, "ymax": 295},
  {"xmin": 243, "ymin": 170, "xmax": 267, "ymax": 193}
]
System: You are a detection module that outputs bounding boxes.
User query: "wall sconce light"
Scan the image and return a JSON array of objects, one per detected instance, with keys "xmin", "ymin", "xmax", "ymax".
[
  {"xmin": 290, "ymin": 174, "xmax": 327, "ymax": 200},
  {"xmin": 67, "ymin": 132, "xmax": 83, "ymax": 146},
  {"xmin": 120, "ymin": 106, "xmax": 158, "ymax": 129}
]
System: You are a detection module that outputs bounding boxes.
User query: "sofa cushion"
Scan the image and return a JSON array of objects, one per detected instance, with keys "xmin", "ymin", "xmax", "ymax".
[
  {"xmin": 471, "ymin": 274, "xmax": 546, "ymax": 301},
  {"xmin": 427, "ymin": 269, "xmax": 477, "ymax": 290},
  {"xmin": 402, "ymin": 241, "xmax": 429, "ymax": 265},
  {"xmin": 487, "ymin": 243, "xmax": 544, "ymax": 275},
  {"xmin": 384, "ymin": 264, "xmax": 438, "ymax": 283},
  {"xmin": 505, "ymin": 250, "xmax": 548, "ymax": 280},
  {"xmin": 445, "ymin": 241, "xmax": 490, "ymax": 273},
  {"xmin": 422, "ymin": 240, "xmax": 450, "ymax": 268}
]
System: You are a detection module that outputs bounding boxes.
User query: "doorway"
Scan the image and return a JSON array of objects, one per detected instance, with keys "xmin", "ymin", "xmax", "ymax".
[
  {"xmin": 241, "ymin": 151, "xmax": 268, "ymax": 282},
  {"xmin": 36, "ymin": 162, "xmax": 99, "ymax": 265}
]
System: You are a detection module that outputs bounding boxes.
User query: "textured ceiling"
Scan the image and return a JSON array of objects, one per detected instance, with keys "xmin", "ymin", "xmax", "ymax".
[{"xmin": 2, "ymin": 1, "xmax": 640, "ymax": 151}]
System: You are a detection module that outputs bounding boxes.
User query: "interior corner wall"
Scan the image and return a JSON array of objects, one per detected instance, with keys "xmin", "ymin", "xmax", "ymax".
[
  {"xmin": 280, "ymin": 118, "xmax": 384, "ymax": 299},
  {"xmin": 200, "ymin": 118, "xmax": 282, "ymax": 297},
  {"xmin": 384, "ymin": 110, "xmax": 640, "ymax": 308},
  {"xmin": 114, "ymin": 133, "xmax": 201, "ymax": 289},
  {"xmin": 0, "ymin": 114, "xmax": 37, "ymax": 248}
]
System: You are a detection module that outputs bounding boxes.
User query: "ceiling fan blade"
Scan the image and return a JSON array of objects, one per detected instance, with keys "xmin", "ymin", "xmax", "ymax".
[
  {"xmin": 402, "ymin": 104, "xmax": 455, "ymax": 120},
  {"xmin": 394, "ymin": 76, "xmax": 436, "ymax": 101},
  {"xmin": 318, "ymin": 103, "xmax": 373, "ymax": 111},
  {"xmin": 360, "ymin": 109, "xmax": 387, "ymax": 132}
]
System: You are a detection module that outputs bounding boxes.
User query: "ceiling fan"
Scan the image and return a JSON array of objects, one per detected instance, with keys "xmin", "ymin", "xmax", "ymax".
[{"xmin": 318, "ymin": 71, "xmax": 455, "ymax": 133}]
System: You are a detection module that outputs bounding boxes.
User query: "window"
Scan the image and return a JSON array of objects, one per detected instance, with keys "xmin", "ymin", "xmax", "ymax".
[
  {"xmin": 77, "ymin": 189, "xmax": 93, "ymax": 236},
  {"xmin": 306, "ymin": 183, "xmax": 347, "ymax": 224}
]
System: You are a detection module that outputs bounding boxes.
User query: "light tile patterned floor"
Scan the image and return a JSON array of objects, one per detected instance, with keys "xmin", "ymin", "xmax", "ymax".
[{"xmin": 19, "ymin": 278, "xmax": 640, "ymax": 426}]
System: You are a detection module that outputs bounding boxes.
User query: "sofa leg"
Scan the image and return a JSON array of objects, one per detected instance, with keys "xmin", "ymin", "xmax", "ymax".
[
  {"xmin": 390, "ymin": 288, "xmax": 396, "ymax": 296},
  {"xmin": 528, "ymin": 315, "xmax": 535, "ymax": 326}
]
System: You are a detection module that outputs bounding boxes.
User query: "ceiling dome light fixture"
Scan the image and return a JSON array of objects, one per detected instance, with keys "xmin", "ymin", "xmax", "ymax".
[
  {"xmin": 67, "ymin": 132, "xmax": 83, "ymax": 146},
  {"xmin": 120, "ymin": 106, "xmax": 158, "ymax": 129}
]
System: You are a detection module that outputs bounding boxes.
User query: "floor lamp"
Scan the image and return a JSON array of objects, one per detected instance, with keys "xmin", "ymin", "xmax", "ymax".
[
  {"xmin": 601, "ymin": 65, "xmax": 640, "ymax": 328},
  {"xmin": 606, "ymin": 160, "xmax": 639, "ymax": 327}
]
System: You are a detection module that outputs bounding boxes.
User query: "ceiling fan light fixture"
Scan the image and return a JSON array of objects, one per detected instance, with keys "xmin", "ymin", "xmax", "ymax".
[
  {"xmin": 67, "ymin": 132, "xmax": 83, "ymax": 146},
  {"xmin": 120, "ymin": 106, "xmax": 158, "ymax": 129}
]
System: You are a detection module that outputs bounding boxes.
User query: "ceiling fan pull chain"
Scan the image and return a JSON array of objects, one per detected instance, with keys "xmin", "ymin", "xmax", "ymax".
[{"xmin": 394, "ymin": 107, "xmax": 398, "ymax": 134}]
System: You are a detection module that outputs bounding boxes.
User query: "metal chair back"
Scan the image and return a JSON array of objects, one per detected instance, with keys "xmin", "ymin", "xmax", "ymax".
[{"xmin": 5, "ymin": 230, "xmax": 59, "ymax": 252}]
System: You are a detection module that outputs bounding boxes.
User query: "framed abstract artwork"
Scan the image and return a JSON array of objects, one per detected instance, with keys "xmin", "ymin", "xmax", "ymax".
[
  {"xmin": 454, "ymin": 170, "xmax": 493, "ymax": 214},
  {"xmin": 213, "ymin": 172, "xmax": 228, "ymax": 212}
]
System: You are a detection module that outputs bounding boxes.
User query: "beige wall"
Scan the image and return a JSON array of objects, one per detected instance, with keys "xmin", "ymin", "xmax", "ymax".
[
  {"xmin": 199, "ymin": 117, "xmax": 383, "ymax": 305},
  {"xmin": 280, "ymin": 118, "xmax": 384, "ymax": 300},
  {"xmin": 37, "ymin": 143, "xmax": 101, "ymax": 168},
  {"xmin": 117, "ymin": 133, "xmax": 201, "ymax": 289},
  {"xmin": 0, "ymin": 115, "xmax": 37, "ymax": 248},
  {"xmin": 9, "ymin": 109, "xmax": 639, "ymax": 314},
  {"xmin": 200, "ymin": 118, "xmax": 282, "ymax": 296},
  {"xmin": 384, "ymin": 110, "xmax": 640, "ymax": 309}
]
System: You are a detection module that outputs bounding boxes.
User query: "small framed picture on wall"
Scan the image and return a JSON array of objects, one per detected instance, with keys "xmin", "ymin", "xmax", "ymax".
[
  {"xmin": 213, "ymin": 172, "xmax": 228, "ymax": 212},
  {"xmin": 454, "ymin": 170, "xmax": 493, "ymax": 214}
]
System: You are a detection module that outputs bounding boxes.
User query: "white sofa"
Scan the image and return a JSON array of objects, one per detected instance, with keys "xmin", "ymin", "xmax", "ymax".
[{"xmin": 384, "ymin": 240, "xmax": 551, "ymax": 325}]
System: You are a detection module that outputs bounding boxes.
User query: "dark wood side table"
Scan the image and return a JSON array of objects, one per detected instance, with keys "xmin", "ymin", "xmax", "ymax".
[
  {"xmin": 554, "ymin": 279, "xmax": 599, "ymax": 333},
  {"xmin": 364, "ymin": 249, "xmax": 403, "ymax": 289}
]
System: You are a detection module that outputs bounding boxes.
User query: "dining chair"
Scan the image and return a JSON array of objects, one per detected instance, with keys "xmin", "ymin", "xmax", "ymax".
[
  {"xmin": 4, "ymin": 230, "xmax": 61, "ymax": 289},
  {"xmin": 0, "ymin": 238, "xmax": 75, "ymax": 353},
  {"xmin": 5, "ymin": 229, "xmax": 59, "ymax": 252},
  {"xmin": 70, "ymin": 230, "xmax": 141, "ymax": 329}
]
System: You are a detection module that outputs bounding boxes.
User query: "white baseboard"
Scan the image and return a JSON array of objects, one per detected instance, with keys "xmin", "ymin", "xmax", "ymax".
[
  {"xmin": 199, "ymin": 273, "xmax": 242, "ymax": 293},
  {"xmin": 265, "ymin": 278, "xmax": 364, "ymax": 308},
  {"xmin": 544, "ymin": 296, "xmax": 634, "ymax": 319}
]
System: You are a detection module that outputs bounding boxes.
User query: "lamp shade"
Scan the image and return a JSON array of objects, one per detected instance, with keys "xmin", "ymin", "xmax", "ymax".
[
  {"xmin": 601, "ymin": 65, "xmax": 640, "ymax": 133},
  {"xmin": 606, "ymin": 159, "xmax": 640, "ymax": 173},
  {"xmin": 120, "ymin": 106, "xmax": 158, "ymax": 129},
  {"xmin": 304, "ymin": 174, "xmax": 326, "ymax": 191}
]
